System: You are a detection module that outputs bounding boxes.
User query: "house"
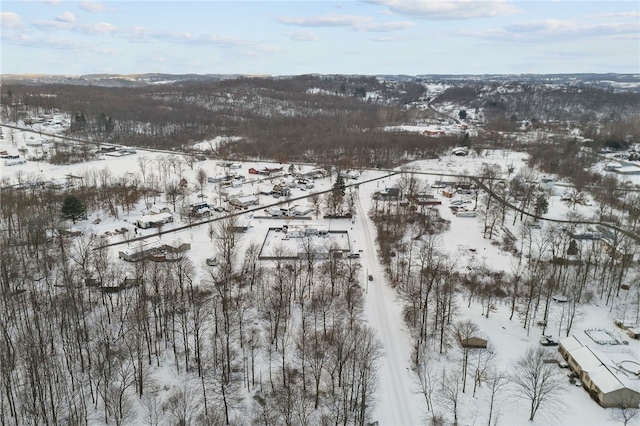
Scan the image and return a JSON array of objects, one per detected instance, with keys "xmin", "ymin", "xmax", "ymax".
[
  {"xmin": 558, "ymin": 335, "xmax": 640, "ymax": 408},
  {"xmin": 190, "ymin": 202, "xmax": 211, "ymax": 216},
  {"xmin": 260, "ymin": 166, "xmax": 284, "ymax": 176},
  {"xmin": 208, "ymin": 174, "xmax": 231, "ymax": 184},
  {"xmin": 44, "ymin": 178, "xmax": 68, "ymax": 190},
  {"xmin": 118, "ymin": 238, "xmax": 164, "ymax": 262},
  {"xmin": 452, "ymin": 147, "xmax": 469, "ymax": 156},
  {"xmin": 136, "ymin": 212, "xmax": 173, "ymax": 229},
  {"xmin": 268, "ymin": 207, "xmax": 283, "ymax": 216},
  {"xmin": 229, "ymin": 195, "xmax": 258, "ymax": 209},
  {"xmin": 415, "ymin": 194, "xmax": 441, "ymax": 206},
  {"xmin": 272, "ymin": 183, "xmax": 291, "ymax": 197},
  {"xmin": 613, "ymin": 165, "xmax": 640, "ymax": 175},
  {"xmin": 231, "ymin": 221, "xmax": 251, "ymax": 233},
  {"xmin": 373, "ymin": 187, "xmax": 400, "ymax": 201},
  {"xmin": 220, "ymin": 187, "xmax": 245, "ymax": 200},
  {"xmin": 118, "ymin": 238, "xmax": 191, "ymax": 262},
  {"xmin": 149, "ymin": 205, "xmax": 171, "ymax": 215},
  {"xmin": 290, "ymin": 205, "xmax": 313, "ymax": 216},
  {"xmin": 339, "ymin": 170, "xmax": 360, "ymax": 180}
]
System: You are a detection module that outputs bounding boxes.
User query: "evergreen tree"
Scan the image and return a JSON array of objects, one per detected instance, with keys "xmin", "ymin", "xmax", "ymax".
[
  {"xmin": 334, "ymin": 172, "xmax": 346, "ymax": 196},
  {"xmin": 61, "ymin": 195, "xmax": 86, "ymax": 224},
  {"xmin": 534, "ymin": 194, "xmax": 549, "ymax": 218}
]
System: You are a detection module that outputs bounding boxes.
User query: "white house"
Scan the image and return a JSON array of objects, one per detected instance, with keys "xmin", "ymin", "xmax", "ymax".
[{"xmin": 136, "ymin": 212, "xmax": 173, "ymax": 229}]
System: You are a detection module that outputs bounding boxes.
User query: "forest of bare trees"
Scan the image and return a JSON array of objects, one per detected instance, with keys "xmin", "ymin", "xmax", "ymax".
[
  {"xmin": 0, "ymin": 164, "xmax": 386, "ymax": 424},
  {"xmin": 5, "ymin": 75, "xmax": 638, "ymax": 171}
]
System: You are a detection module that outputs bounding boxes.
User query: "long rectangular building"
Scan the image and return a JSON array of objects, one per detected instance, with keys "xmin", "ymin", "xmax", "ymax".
[{"xmin": 559, "ymin": 335, "xmax": 640, "ymax": 408}]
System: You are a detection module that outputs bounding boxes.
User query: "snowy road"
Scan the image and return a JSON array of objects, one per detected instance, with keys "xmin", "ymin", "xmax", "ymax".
[{"xmin": 356, "ymin": 188, "xmax": 424, "ymax": 425}]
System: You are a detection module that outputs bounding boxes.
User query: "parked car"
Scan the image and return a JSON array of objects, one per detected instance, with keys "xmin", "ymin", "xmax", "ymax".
[
  {"xmin": 368, "ymin": 275, "xmax": 373, "ymax": 281},
  {"xmin": 540, "ymin": 336, "xmax": 558, "ymax": 346}
]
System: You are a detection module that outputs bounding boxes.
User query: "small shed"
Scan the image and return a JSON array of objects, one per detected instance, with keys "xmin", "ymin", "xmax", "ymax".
[{"xmin": 459, "ymin": 336, "xmax": 488, "ymax": 349}]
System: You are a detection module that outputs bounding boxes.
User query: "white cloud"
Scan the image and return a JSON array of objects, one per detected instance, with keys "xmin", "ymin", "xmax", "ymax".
[
  {"xmin": 365, "ymin": 0, "xmax": 520, "ymax": 20},
  {"xmin": 1, "ymin": 12, "xmax": 23, "ymax": 29},
  {"xmin": 78, "ymin": 22, "xmax": 118, "ymax": 34},
  {"xmin": 585, "ymin": 11, "xmax": 640, "ymax": 20},
  {"xmin": 358, "ymin": 21, "xmax": 414, "ymax": 32},
  {"xmin": 463, "ymin": 18, "xmax": 640, "ymax": 42},
  {"xmin": 56, "ymin": 12, "xmax": 77, "ymax": 24},
  {"xmin": 278, "ymin": 14, "xmax": 372, "ymax": 28},
  {"xmin": 284, "ymin": 30, "xmax": 320, "ymax": 41},
  {"xmin": 278, "ymin": 14, "xmax": 413, "ymax": 32},
  {"xmin": 504, "ymin": 19, "xmax": 640, "ymax": 38},
  {"xmin": 33, "ymin": 20, "xmax": 117, "ymax": 34},
  {"xmin": 79, "ymin": 1, "xmax": 105, "ymax": 13},
  {"xmin": 2, "ymin": 32, "xmax": 30, "ymax": 43}
]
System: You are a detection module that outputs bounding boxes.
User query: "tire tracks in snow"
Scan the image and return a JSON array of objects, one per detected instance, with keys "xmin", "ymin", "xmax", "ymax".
[{"xmin": 357, "ymin": 193, "xmax": 422, "ymax": 425}]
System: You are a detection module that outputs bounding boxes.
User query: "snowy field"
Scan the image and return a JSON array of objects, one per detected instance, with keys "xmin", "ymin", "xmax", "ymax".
[{"xmin": 1, "ymin": 122, "xmax": 639, "ymax": 425}]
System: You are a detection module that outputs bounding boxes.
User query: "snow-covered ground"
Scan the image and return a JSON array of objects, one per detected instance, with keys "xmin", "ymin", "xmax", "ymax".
[{"xmin": 1, "ymin": 121, "xmax": 638, "ymax": 425}]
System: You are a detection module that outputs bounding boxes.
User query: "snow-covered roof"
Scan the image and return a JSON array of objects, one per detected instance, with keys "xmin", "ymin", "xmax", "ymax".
[
  {"xmin": 138, "ymin": 212, "xmax": 172, "ymax": 222},
  {"xmin": 571, "ymin": 346, "xmax": 602, "ymax": 371},
  {"xmin": 560, "ymin": 335, "xmax": 584, "ymax": 352},
  {"xmin": 234, "ymin": 195, "xmax": 258, "ymax": 203},
  {"xmin": 590, "ymin": 366, "xmax": 625, "ymax": 394},
  {"xmin": 564, "ymin": 335, "xmax": 640, "ymax": 395},
  {"xmin": 614, "ymin": 165, "xmax": 640, "ymax": 175}
]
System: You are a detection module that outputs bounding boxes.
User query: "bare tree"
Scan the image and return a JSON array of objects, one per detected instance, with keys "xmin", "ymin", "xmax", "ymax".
[
  {"xmin": 612, "ymin": 402, "xmax": 640, "ymax": 426},
  {"xmin": 511, "ymin": 346, "xmax": 564, "ymax": 421},
  {"xmin": 196, "ymin": 168, "xmax": 207, "ymax": 197},
  {"xmin": 165, "ymin": 379, "xmax": 201, "ymax": 426},
  {"xmin": 413, "ymin": 345, "xmax": 436, "ymax": 413},
  {"xmin": 439, "ymin": 369, "xmax": 461, "ymax": 425},
  {"xmin": 141, "ymin": 388, "xmax": 165, "ymax": 426},
  {"xmin": 455, "ymin": 320, "xmax": 479, "ymax": 393},
  {"xmin": 486, "ymin": 370, "xmax": 508, "ymax": 426}
]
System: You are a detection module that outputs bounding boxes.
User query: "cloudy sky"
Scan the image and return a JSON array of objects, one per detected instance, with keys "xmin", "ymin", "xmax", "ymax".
[{"xmin": 2, "ymin": 0, "xmax": 638, "ymax": 75}]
